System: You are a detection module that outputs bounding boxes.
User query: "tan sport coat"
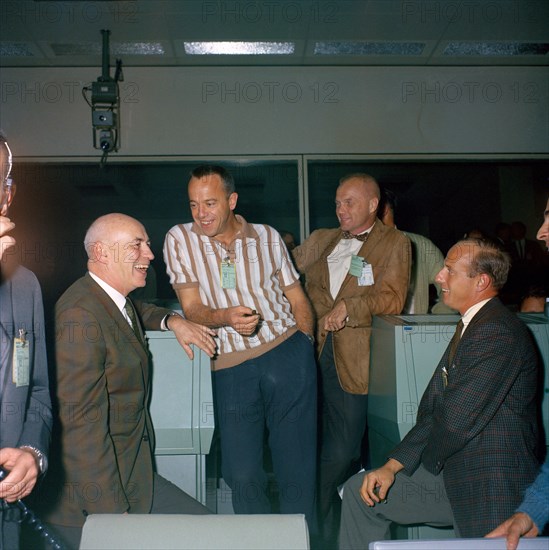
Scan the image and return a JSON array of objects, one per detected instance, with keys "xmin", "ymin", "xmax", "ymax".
[
  {"xmin": 43, "ymin": 274, "xmax": 172, "ymax": 527},
  {"xmin": 294, "ymin": 221, "xmax": 410, "ymax": 394}
]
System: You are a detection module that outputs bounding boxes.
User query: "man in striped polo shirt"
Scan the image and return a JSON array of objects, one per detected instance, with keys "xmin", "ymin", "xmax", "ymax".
[{"xmin": 163, "ymin": 165, "xmax": 317, "ymax": 529}]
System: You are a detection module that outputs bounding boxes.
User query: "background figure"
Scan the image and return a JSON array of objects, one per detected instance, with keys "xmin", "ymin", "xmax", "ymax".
[
  {"xmin": 378, "ymin": 188, "xmax": 454, "ymax": 314},
  {"xmin": 0, "ymin": 133, "xmax": 52, "ymax": 550},
  {"xmin": 506, "ymin": 220, "xmax": 547, "ymax": 307},
  {"xmin": 293, "ymin": 173, "xmax": 410, "ymax": 547},
  {"xmin": 340, "ymin": 239, "xmax": 541, "ymax": 550},
  {"xmin": 511, "ymin": 221, "xmax": 545, "ymax": 265},
  {"xmin": 163, "ymin": 165, "xmax": 317, "ymax": 530},
  {"xmin": 463, "ymin": 227, "xmax": 487, "ymax": 240},
  {"xmin": 519, "ymin": 284, "xmax": 547, "ymax": 313},
  {"xmin": 495, "ymin": 222, "xmax": 515, "ymax": 256},
  {"xmin": 39, "ymin": 213, "xmax": 215, "ymax": 550},
  {"xmin": 279, "ymin": 230, "xmax": 297, "ymax": 251}
]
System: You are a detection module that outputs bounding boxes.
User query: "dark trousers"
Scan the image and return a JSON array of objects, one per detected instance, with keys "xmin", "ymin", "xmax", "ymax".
[
  {"xmin": 43, "ymin": 473, "xmax": 210, "ymax": 550},
  {"xmin": 1, "ymin": 507, "xmax": 21, "ymax": 550},
  {"xmin": 318, "ymin": 334, "xmax": 368, "ymax": 542},
  {"xmin": 213, "ymin": 331, "xmax": 317, "ymax": 529}
]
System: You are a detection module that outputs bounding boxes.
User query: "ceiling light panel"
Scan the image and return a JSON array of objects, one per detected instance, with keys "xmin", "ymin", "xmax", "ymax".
[
  {"xmin": 314, "ymin": 41, "xmax": 425, "ymax": 56},
  {"xmin": 184, "ymin": 42, "xmax": 295, "ymax": 55},
  {"xmin": 1, "ymin": 42, "xmax": 38, "ymax": 57},
  {"xmin": 443, "ymin": 42, "xmax": 549, "ymax": 56},
  {"xmin": 49, "ymin": 42, "xmax": 165, "ymax": 56}
]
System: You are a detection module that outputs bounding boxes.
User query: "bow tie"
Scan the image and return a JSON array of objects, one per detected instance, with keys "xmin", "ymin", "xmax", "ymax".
[{"xmin": 342, "ymin": 231, "xmax": 368, "ymax": 242}]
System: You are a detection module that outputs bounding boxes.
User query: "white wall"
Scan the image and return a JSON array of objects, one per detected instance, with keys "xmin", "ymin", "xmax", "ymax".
[{"xmin": 1, "ymin": 66, "xmax": 547, "ymax": 157}]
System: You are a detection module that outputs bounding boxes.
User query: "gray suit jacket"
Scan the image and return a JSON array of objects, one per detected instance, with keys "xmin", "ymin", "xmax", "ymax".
[
  {"xmin": 0, "ymin": 264, "xmax": 52, "ymax": 455},
  {"xmin": 0, "ymin": 265, "xmax": 52, "ymax": 547}
]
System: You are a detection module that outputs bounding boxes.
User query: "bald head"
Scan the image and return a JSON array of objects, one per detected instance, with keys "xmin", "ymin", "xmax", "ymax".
[
  {"xmin": 335, "ymin": 173, "xmax": 380, "ymax": 235},
  {"xmin": 84, "ymin": 213, "xmax": 154, "ymax": 296},
  {"xmin": 339, "ymin": 173, "xmax": 380, "ymax": 200},
  {"xmin": 84, "ymin": 213, "xmax": 139, "ymax": 258}
]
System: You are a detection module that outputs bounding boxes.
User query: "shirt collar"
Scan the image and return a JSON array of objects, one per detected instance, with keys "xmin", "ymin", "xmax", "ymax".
[
  {"xmin": 461, "ymin": 297, "xmax": 493, "ymax": 331},
  {"xmin": 339, "ymin": 220, "xmax": 375, "ymax": 240},
  {"xmin": 89, "ymin": 271, "xmax": 127, "ymax": 313}
]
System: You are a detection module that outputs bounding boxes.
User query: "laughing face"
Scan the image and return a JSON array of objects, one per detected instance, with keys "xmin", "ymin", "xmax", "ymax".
[
  {"xmin": 188, "ymin": 173, "xmax": 238, "ymax": 242},
  {"xmin": 95, "ymin": 216, "xmax": 154, "ymax": 296}
]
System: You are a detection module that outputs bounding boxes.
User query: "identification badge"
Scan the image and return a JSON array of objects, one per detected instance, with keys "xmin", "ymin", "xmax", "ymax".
[
  {"xmin": 358, "ymin": 262, "xmax": 374, "ymax": 286},
  {"xmin": 349, "ymin": 255, "xmax": 364, "ymax": 277},
  {"xmin": 13, "ymin": 330, "xmax": 30, "ymax": 387},
  {"xmin": 220, "ymin": 260, "xmax": 236, "ymax": 289}
]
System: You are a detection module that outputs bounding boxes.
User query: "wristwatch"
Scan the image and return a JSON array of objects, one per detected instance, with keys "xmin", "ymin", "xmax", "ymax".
[
  {"xmin": 164, "ymin": 312, "xmax": 183, "ymax": 330},
  {"xmin": 20, "ymin": 445, "xmax": 47, "ymax": 475}
]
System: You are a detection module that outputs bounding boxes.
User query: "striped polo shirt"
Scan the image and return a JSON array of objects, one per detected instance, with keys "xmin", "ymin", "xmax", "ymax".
[{"xmin": 163, "ymin": 215, "xmax": 300, "ymax": 370}]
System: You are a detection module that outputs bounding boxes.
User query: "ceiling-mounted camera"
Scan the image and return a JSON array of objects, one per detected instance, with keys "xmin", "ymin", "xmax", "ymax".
[{"xmin": 82, "ymin": 30, "xmax": 123, "ymax": 164}]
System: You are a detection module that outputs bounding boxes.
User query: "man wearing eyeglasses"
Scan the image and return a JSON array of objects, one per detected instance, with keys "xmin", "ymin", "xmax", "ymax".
[{"xmin": 0, "ymin": 132, "xmax": 53, "ymax": 550}]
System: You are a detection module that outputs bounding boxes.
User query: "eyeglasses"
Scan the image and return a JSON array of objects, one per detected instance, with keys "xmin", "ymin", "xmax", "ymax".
[
  {"xmin": 0, "ymin": 178, "xmax": 16, "ymax": 216},
  {"xmin": 0, "ymin": 136, "xmax": 14, "ymax": 215}
]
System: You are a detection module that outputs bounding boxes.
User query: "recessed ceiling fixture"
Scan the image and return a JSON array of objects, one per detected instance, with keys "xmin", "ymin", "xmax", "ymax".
[
  {"xmin": 443, "ymin": 42, "xmax": 549, "ymax": 56},
  {"xmin": 50, "ymin": 42, "xmax": 165, "ymax": 56},
  {"xmin": 314, "ymin": 41, "xmax": 425, "ymax": 56},
  {"xmin": 184, "ymin": 42, "xmax": 295, "ymax": 55}
]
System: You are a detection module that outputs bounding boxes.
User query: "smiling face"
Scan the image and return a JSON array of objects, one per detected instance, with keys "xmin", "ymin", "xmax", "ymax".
[
  {"xmin": 188, "ymin": 173, "xmax": 239, "ymax": 243},
  {"xmin": 435, "ymin": 243, "xmax": 486, "ymax": 315},
  {"xmin": 335, "ymin": 176, "xmax": 379, "ymax": 235},
  {"xmin": 87, "ymin": 214, "xmax": 154, "ymax": 296},
  {"xmin": 537, "ymin": 198, "xmax": 549, "ymax": 251}
]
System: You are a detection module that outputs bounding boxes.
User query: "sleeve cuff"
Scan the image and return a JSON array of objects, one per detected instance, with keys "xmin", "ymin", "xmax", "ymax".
[{"xmin": 162, "ymin": 312, "xmax": 185, "ymax": 331}]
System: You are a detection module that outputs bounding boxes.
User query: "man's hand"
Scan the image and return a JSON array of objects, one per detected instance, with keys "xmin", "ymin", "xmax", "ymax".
[
  {"xmin": 485, "ymin": 512, "xmax": 539, "ymax": 550},
  {"xmin": 359, "ymin": 459, "xmax": 403, "ymax": 506},
  {"xmin": 0, "ymin": 447, "xmax": 40, "ymax": 502},
  {"xmin": 169, "ymin": 315, "xmax": 217, "ymax": 359},
  {"xmin": 224, "ymin": 306, "xmax": 260, "ymax": 336},
  {"xmin": 323, "ymin": 300, "xmax": 348, "ymax": 332},
  {"xmin": 0, "ymin": 215, "xmax": 15, "ymax": 261}
]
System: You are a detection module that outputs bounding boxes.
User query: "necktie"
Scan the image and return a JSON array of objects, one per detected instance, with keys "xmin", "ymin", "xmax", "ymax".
[
  {"xmin": 342, "ymin": 231, "xmax": 368, "ymax": 242},
  {"xmin": 124, "ymin": 298, "xmax": 144, "ymax": 344},
  {"xmin": 448, "ymin": 319, "xmax": 464, "ymax": 365}
]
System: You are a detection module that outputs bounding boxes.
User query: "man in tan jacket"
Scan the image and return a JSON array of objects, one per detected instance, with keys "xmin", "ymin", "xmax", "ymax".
[{"xmin": 293, "ymin": 173, "xmax": 410, "ymax": 545}]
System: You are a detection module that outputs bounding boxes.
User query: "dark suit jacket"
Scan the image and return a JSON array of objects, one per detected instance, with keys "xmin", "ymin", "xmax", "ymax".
[
  {"xmin": 294, "ymin": 220, "xmax": 410, "ymax": 394},
  {"xmin": 0, "ymin": 264, "xmax": 52, "ymax": 454},
  {"xmin": 391, "ymin": 298, "xmax": 540, "ymax": 537},
  {"xmin": 42, "ymin": 273, "xmax": 172, "ymax": 527}
]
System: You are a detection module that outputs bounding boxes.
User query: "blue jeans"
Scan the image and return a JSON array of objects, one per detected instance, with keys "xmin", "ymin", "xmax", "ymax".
[{"xmin": 213, "ymin": 331, "xmax": 317, "ymax": 528}]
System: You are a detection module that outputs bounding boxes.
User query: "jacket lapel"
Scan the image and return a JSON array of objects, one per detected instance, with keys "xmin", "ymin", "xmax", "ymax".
[
  {"xmin": 84, "ymin": 274, "xmax": 150, "ymax": 385},
  {"xmin": 319, "ymin": 231, "xmax": 346, "ymax": 300}
]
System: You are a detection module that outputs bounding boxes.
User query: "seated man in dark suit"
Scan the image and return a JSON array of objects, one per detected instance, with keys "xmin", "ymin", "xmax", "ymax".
[
  {"xmin": 340, "ymin": 238, "xmax": 541, "ymax": 549},
  {"xmin": 41, "ymin": 213, "xmax": 217, "ymax": 549}
]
